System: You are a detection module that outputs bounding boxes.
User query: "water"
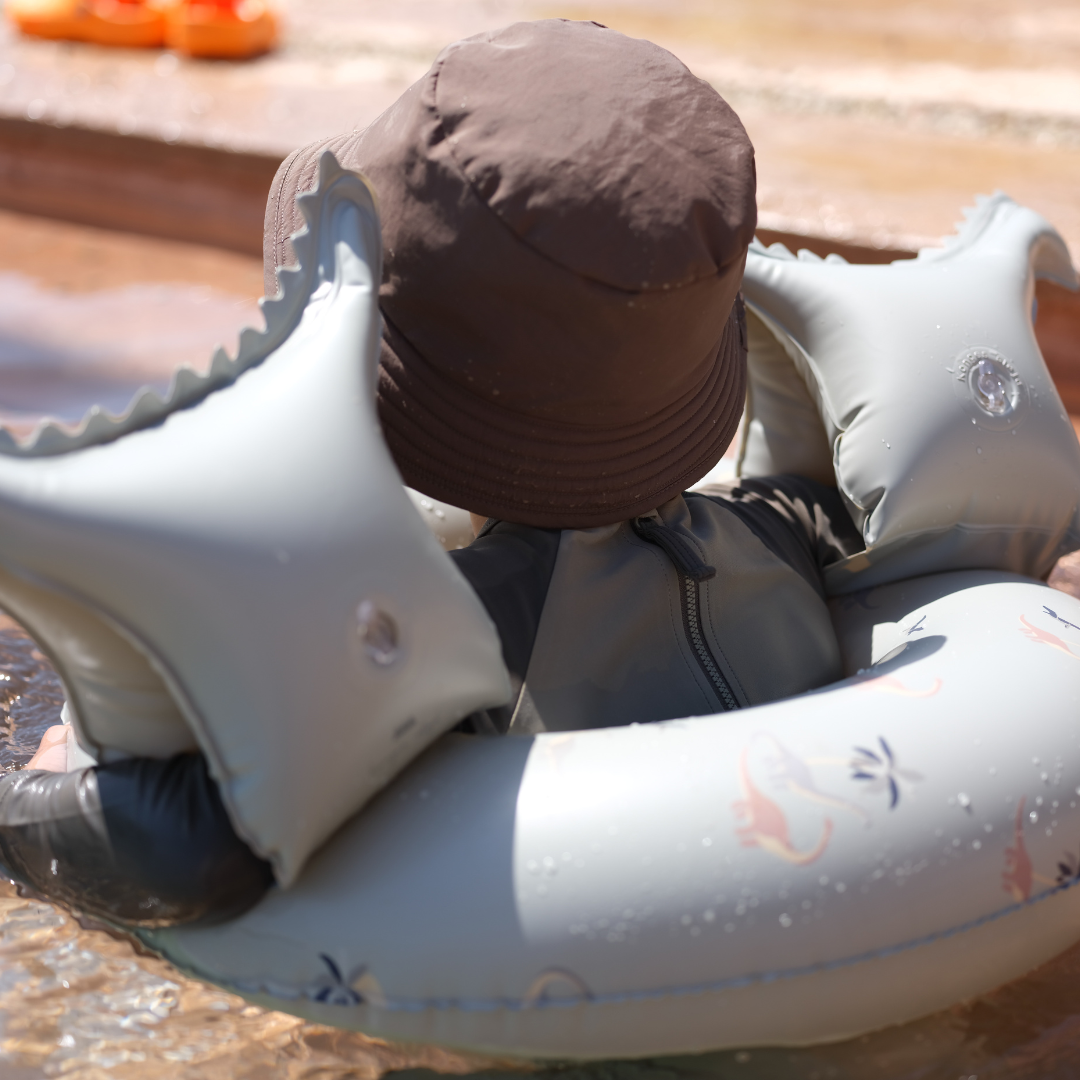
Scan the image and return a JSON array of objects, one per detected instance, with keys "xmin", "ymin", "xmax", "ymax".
[{"xmin": 0, "ymin": 273, "xmax": 263, "ymax": 441}]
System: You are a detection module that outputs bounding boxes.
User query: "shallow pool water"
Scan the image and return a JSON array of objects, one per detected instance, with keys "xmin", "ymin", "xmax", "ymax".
[{"xmin": 0, "ymin": 273, "xmax": 263, "ymax": 441}]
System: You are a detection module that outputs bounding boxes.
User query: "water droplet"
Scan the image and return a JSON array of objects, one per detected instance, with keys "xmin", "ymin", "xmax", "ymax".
[
  {"xmin": 957, "ymin": 792, "xmax": 971, "ymax": 810},
  {"xmin": 702, "ymin": 837, "xmax": 712, "ymax": 847},
  {"xmin": 818, "ymin": 875, "xmax": 829, "ymax": 886},
  {"xmin": 735, "ymin": 1051, "xmax": 751, "ymax": 1063},
  {"xmin": 356, "ymin": 601, "xmax": 400, "ymax": 666},
  {"xmin": 704, "ymin": 909, "xmax": 715, "ymax": 922},
  {"xmin": 835, "ymin": 882, "xmax": 847, "ymax": 893},
  {"xmin": 976, "ymin": 447, "xmax": 982, "ymax": 454},
  {"xmin": 1030, "ymin": 811, "xmax": 1039, "ymax": 824},
  {"xmin": 779, "ymin": 913, "xmax": 793, "ymax": 928},
  {"xmin": 972, "ymin": 840, "xmax": 982, "ymax": 850}
]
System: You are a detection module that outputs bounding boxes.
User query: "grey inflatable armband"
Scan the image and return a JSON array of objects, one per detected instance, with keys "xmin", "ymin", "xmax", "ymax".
[
  {"xmin": 0, "ymin": 153, "xmax": 512, "ymax": 884},
  {"xmin": 737, "ymin": 306, "xmax": 834, "ymax": 484},
  {"xmin": 742, "ymin": 194, "xmax": 1080, "ymax": 592}
]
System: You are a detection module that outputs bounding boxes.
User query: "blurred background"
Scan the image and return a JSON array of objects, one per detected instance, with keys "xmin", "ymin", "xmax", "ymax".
[
  {"xmin": 1, "ymin": 0, "xmax": 1079, "ymax": 437},
  {"xmin": 1, "ymin": 1, "xmax": 1080, "ymax": 1077}
]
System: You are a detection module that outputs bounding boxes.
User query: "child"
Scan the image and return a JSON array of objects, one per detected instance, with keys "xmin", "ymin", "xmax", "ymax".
[
  {"xmin": 265, "ymin": 19, "xmax": 863, "ymax": 734},
  {"xmin": 3, "ymin": 19, "xmax": 864, "ymax": 924}
]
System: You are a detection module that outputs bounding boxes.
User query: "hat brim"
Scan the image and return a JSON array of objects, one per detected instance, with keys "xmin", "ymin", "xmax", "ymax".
[{"xmin": 377, "ymin": 298, "xmax": 747, "ymax": 529}]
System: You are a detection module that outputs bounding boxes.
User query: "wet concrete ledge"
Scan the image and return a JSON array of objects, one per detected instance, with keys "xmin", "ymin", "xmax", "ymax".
[
  {"xmin": 0, "ymin": 116, "xmax": 282, "ymax": 257},
  {"xmin": 1, "ymin": 118, "xmax": 1078, "ymax": 411}
]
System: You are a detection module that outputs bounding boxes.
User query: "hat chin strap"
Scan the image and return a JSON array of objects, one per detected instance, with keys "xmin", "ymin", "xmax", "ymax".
[{"xmin": 0, "ymin": 151, "xmax": 512, "ymax": 886}]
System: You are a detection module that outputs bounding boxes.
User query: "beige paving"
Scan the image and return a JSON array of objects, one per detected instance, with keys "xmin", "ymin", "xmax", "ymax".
[{"xmin": 2, "ymin": 0, "xmax": 1079, "ymax": 256}]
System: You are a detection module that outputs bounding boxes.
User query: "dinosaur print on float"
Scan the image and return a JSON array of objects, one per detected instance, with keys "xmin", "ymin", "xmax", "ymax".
[
  {"xmin": 1019, "ymin": 614, "xmax": 1080, "ymax": 660},
  {"xmin": 733, "ymin": 746, "xmax": 833, "ymax": 865},
  {"xmin": 758, "ymin": 732, "xmax": 869, "ymax": 823}
]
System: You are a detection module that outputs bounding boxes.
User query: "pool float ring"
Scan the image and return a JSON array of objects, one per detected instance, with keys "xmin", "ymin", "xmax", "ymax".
[{"xmin": 0, "ymin": 157, "xmax": 1079, "ymax": 1059}]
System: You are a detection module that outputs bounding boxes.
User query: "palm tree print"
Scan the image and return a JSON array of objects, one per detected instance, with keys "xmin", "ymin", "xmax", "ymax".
[{"xmin": 850, "ymin": 737, "xmax": 923, "ymax": 809}]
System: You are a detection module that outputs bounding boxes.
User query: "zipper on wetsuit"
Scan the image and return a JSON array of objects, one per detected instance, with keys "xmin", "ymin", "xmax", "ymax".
[{"xmin": 631, "ymin": 517, "xmax": 740, "ymax": 712}]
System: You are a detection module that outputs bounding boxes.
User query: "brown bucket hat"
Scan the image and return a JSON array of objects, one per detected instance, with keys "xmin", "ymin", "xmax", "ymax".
[{"xmin": 265, "ymin": 19, "xmax": 756, "ymax": 528}]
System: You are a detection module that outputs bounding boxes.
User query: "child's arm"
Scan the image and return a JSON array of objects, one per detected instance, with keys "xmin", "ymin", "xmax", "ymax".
[{"xmin": 0, "ymin": 750, "xmax": 273, "ymax": 925}]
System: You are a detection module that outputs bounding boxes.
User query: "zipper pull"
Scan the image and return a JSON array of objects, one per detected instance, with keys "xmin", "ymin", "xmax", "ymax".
[{"xmin": 631, "ymin": 518, "xmax": 716, "ymax": 582}]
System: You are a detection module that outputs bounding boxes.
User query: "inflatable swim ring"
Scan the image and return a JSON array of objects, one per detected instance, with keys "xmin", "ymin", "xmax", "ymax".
[
  {"xmin": 141, "ymin": 568, "xmax": 1080, "ymax": 1060},
  {"xmin": 0, "ymin": 156, "xmax": 1079, "ymax": 1060}
]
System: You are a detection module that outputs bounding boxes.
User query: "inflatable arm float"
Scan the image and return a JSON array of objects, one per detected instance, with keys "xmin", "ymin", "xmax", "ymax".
[{"xmin": 0, "ymin": 154, "xmax": 511, "ymax": 886}]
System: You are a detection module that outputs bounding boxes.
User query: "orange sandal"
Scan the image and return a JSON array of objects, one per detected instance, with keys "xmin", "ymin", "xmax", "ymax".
[
  {"xmin": 7, "ymin": 0, "xmax": 166, "ymax": 46},
  {"xmin": 165, "ymin": 0, "xmax": 277, "ymax": 59},
  {"xmin": 6, "ymin": 0, "xmax": 93, "ymax": 42},
  {"xmin": 84, "ymin": 0, "xmax": 166, "ymax": 48}
]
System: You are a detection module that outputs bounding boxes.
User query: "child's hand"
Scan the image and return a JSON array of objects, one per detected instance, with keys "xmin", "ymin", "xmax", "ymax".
[
  {"xmin": 1049, "ymin": 550, "xmax": 1080, "ymax": 601},
  {"xmin": 26, "ymin": 724, "xmax": 68, "ymax": 772}
]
